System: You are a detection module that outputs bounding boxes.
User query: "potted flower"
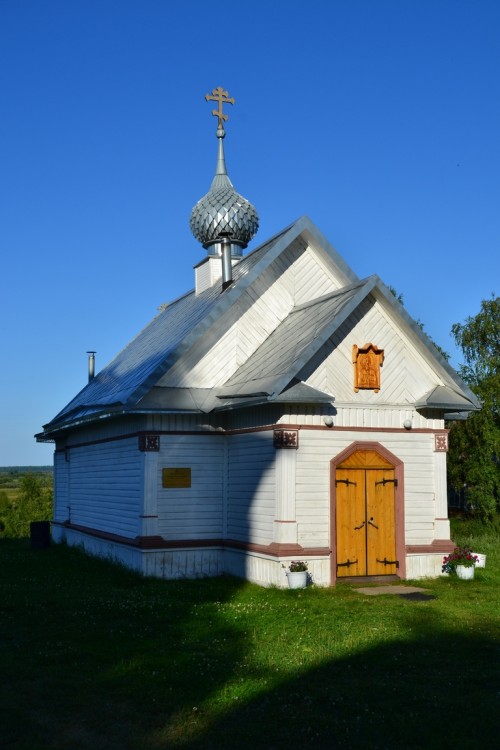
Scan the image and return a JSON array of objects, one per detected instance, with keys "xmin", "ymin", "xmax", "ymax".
[
  {"xmin": 442, "ymin": 546, "xmax": 479, "ymax": 580},
  {"xmin": 284, "ymin": 560, "xmax": 308, "ymax": 589},
  {"xmin": 471, "ymin": 551, "xmax": 487, "ymax": 568}
]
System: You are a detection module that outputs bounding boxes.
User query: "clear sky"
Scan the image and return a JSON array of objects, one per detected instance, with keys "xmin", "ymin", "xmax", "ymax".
[{"xmin": 1, "ymin": 0, "xmax": 499, "ymax": 466}]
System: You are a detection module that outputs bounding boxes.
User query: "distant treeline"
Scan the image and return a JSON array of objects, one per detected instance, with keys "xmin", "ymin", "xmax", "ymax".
[
  {"xmin": 0, "ymin": 467, "xmax": 53, "ymax": 490},
  {"xmin": 0, "ymin": 466, "xmax": 53, "ymax": 473}
]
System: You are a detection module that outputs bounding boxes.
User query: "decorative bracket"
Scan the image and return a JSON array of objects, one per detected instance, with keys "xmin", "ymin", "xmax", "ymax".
[
  {"xmin": 434, "ymin": 433, "xmax": 449, "ymax": 452},
  {"xmin": 138, "ymin": 435, "xmax": 160, "ymax": 452},
  {"xmin": 273, "ymin": 429, "xmax": 299, "ymax": 449}
]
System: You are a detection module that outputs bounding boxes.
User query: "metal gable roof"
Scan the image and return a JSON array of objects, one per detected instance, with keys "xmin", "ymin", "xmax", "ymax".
[
  {"xmin": 415, "ymin": 385, "xmax": 478, "ymax": 411},
  {"xmin": 44, "ymin": 216, "xmax": 354, "ymax": 432},
  {"xmin": 218, "ymin": 273, "xmax": 481, "ymax": 413},
  {"xmin": 213, "ymin": 380, "xmax": 335, "ymax": 412},
  {"xmin": 47, "ymin": 287, "xmax": 216, "ymax": 426},
  {"xmin": 40, "ymin": 216, "xmax": 480, "ymax": 437}
]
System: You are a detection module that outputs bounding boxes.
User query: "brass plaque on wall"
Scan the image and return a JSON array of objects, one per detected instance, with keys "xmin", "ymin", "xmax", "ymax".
[{"xmin": 162, "ymin": 468, "xmax": 191, "ymax": 488}]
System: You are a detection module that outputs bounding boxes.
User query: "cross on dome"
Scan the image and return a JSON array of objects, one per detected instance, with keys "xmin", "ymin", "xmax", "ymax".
[
  {"xmin": 190, "ymin": 87, "xmax": 259, "ymax": 254},
  {"xmin": 205, "ymin": 86, "xmax": 235, "ymax": 131}
]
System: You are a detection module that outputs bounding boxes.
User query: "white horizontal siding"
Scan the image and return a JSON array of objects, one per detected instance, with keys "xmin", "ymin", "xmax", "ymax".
[
  {"xmin": 68, "ymin": 439, "xmax": 142, "ymax": 537},
  {"xmin": 276, "ymin": 405, "xmax": 444, "ymax": 430},
  {"xmin": 227, "ymin": 432, "xmax": 276, "ymax": 545},
  {"xmin": 60, "ymin": 417, "xmax": 147, "ymax": 446},
  {"xmin": 145, "ymin": 413, "xmax": 218, "ymax": 432},
  {"xmin": 157, "ymin": 435, "xmax": 224, "ymax": 540},
  {"xmin": 295, "ymin": 430, "xmax": 439, "ymax": 548},
  {"xmin": 58, "ymin": 414, "xmax": 220, "ymax": 447},
  {"xmin": 331, "ymin": 407, "xmax": 443, "ymax": 430}
]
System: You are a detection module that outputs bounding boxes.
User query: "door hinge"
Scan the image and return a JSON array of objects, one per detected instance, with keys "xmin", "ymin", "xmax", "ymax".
[
  {"xmin": 376, "ymin": 557, "xmax": 399, "ymax": 568},
  {"xmin": 337, "ymin": 558, "xmax": 358, "ymax": 569},
  {"xmin": 336, "ymin": 478, "xmax": 357, "ymax": 487},
  {"xmin": 375, "ymin": 478, "xmax": 398, "ymax": 487}
]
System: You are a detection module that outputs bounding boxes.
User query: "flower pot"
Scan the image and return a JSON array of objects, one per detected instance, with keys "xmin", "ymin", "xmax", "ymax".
[
  {"xmin": 287, "ymin": 571, "xmax": 308, "ymax": 589},
  {"xmin": 456, "ymin": 564, "xmax": 475, "ymax": 580},
  {"xmin": 472, "ymin": 553, "xmax": 486, "ymax": 568}
]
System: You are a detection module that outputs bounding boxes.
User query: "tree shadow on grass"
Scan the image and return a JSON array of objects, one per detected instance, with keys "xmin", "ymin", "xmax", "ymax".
[
  {"xmin": 0, "ymin": 540, "xmax": 249, "ymax": 750},
  {"xmin": 2, "ymin": 541, "xmax": 498, "ymax": 750},
  {"xmin": 173, "ymin": 627, "xmax": 498, "ymax": 750}
]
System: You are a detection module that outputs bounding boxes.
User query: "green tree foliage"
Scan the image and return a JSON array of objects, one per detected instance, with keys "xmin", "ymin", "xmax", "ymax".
[
  {"xmin": 0, "ymin": 473, "xmax": 53, "ymax": 538},
  {"xmin": 388, "ymin": 285, "xmax": 450, "ymax": 361},
  {"xmin": 448, "ymin": 295, "xmax": 500, "ymax": 522}
]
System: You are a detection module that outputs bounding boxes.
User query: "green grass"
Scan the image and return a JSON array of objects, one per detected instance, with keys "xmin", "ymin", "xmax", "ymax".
[{"xmin": 1, "ymin": 521, "xmax": 499, "ymax": 750}]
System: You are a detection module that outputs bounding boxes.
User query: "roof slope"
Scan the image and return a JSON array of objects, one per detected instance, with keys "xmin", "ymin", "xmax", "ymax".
[
  {"xmin": 218, "ymin": 279, "xmax": 372, "ymax": 398},
  {"xmin": 43, "ymin": 217, "xmax": 356, "ymax": 430},
  {"xmin": 217, "ymin": 274, "xmax": 480, "ymax": 413},
  {"xmin": 41, "ymin": 216, "xmax": 480, "ymax": 435}
]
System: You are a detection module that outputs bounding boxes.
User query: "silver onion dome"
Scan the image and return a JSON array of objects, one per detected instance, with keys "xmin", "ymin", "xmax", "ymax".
[{"xmin": 190, "ymin": 122, "xmax": 259, "ymax": 253}]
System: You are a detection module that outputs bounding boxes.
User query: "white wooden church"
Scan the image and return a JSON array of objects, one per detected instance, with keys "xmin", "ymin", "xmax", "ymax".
[{"xmin": 38, "ymin": 88, "xmax": 480, "ymax": 587}]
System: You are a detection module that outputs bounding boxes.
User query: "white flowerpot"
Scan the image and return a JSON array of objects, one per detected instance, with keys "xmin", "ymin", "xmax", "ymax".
[
  {"xmin": 287, "ymin": 571, "xmax": 308, "ymax": 589},
  {"xmin": 456, "ymin": 564, "xmax": 475, "ymax": 580},
  {"xmin": 472, "ymin": 553, "xmax": 486, "ymax": 568}
]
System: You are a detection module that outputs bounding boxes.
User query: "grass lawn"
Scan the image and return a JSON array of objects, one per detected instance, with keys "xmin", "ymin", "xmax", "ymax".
[{"xmin": 1, "ymin": 519, "xmax": 498, "ymax": 749}]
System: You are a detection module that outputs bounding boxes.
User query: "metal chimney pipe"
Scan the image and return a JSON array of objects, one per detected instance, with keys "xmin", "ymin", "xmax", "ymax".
[
  {"xmin": 220, "ymin": 235, "xmax": 233, "ymax": 290},
  {"xmin": 87, "ymin": 351, "xmax": 96, "ymax": 382}
]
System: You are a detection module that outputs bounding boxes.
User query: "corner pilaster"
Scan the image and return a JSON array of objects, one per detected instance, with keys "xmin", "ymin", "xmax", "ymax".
[
  {"xmin": 274, "ymin": 443, "xmax": 298, "ymax": 545},
  {"xmin": 140, "ymin": 450, "xmax": 159, "ymax": 537},
  {"xmin": 434, "ymin": 440, "xmax": 450, "ymax": 540}
]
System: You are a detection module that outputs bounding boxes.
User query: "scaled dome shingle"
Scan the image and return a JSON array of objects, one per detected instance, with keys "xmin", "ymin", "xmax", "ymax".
[{"xmin": 190, "ymin": 132, "xmax": 258, "ymax": 249}]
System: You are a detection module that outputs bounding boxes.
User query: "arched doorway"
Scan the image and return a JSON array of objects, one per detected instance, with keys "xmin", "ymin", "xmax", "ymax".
[{"xmin": 331, "ymin": 443, "xmax": 405, "ymax": 583}]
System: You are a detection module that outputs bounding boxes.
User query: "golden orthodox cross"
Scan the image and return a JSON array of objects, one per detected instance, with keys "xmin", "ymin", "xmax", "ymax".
[{"xmin": 205, "ymin": 86, "xmax": 235, "ymax": 129}]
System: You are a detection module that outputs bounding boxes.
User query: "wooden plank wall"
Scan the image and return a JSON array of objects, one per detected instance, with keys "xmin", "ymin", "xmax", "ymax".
[
  {"xmin": 295, "ymin": 430, "xmax": 438, "ymax": 548},
  {"xmin": 226, "ymin": 432, "xmax": 276, "ymax": 545},
  {"xmin": 67, "ymin": 438, "xmax": 142, "ymax": 537},
  {"xmin": 156, "ymin": 435, "xmax": 225, "ymax": 540}
]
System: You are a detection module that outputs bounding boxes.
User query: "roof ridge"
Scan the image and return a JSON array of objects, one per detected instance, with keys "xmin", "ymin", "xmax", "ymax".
[{"xmin": 291, "ymin": 277, "xmax": 373, "ymax": 312}]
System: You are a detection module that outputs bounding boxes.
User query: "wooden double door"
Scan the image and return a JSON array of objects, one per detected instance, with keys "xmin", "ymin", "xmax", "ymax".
[{"xmin": 335, "ymin": 450, "xmax": 398, "ymax": 578}]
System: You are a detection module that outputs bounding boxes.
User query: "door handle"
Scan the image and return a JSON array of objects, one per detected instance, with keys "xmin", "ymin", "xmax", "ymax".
[
  {"xmin": 354, "ymin": 521, "xmax": 366, "ymax": 530},
  {"xmin": 367, "ymin": 518, "xmax": 379, "ymax": 529}
]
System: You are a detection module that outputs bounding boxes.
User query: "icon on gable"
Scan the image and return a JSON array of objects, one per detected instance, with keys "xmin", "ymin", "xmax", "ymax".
[{"xmin": 353, "ymin": 343, "xmax": 384, "ymax": 393}]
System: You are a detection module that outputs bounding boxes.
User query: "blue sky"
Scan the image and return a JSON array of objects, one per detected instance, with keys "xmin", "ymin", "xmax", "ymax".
[{"xmin": 1, "ymin": 0, "xmax": 499, "ymax": 466}]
